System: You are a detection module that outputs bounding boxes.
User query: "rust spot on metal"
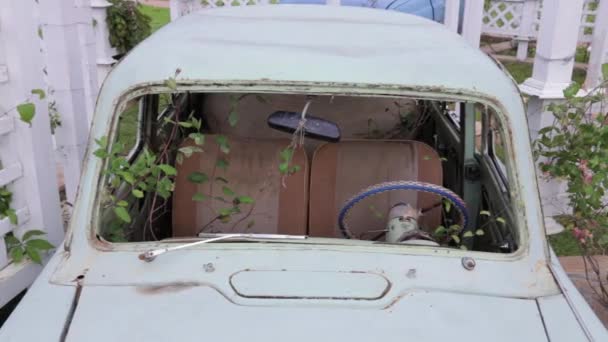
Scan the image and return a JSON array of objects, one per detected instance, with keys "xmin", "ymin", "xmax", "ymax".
[{"xmin": 136, "ymin": 282, "xmax": 200, "ymax": 295}]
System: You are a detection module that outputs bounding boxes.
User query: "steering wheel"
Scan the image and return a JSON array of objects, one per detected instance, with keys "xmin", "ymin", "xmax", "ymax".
[{"xmin": 338, "ymin": 181, "xmax": 468, "ymax": 239}]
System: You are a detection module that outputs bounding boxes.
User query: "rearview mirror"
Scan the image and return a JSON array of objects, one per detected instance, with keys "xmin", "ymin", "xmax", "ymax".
[{"xmin": 267, "ymin": 111, "xmax": 341, "ymax": 142}]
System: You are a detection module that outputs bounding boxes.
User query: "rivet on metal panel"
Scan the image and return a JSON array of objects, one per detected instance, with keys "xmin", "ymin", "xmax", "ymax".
[
  {"xmin": 461, "ymin": 257, "xmax": 476, "ymax": 270},
  {"xmin": 203, "ymin": 263, "xmax": 215, "ymax": 273}
]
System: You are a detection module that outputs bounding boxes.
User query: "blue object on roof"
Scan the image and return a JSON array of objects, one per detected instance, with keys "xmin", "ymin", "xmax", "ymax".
[{"xmin": 277, "ymin": 0, "xmax": 446, "ymax": 22}]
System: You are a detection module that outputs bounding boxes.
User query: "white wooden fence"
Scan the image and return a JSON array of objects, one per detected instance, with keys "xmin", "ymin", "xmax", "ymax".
[{"xmin": 0, "ymin": 0, "xmax": 65, "ymax": 308}]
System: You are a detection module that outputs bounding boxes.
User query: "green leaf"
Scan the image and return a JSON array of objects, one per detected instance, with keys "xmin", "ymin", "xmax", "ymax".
[
  {"xmin": 116, "ymin": 200, "xmax": 128, "ymax": 207},
  {"xmin": 192, "ymin": 193, "xmax": 208, "ymax": 202},
  {"xmin": 280, "ymin": 148, "xmax": 294, "ymax": 162},
  {"xmin": 602, "ymin": 63, "xmax": 608, "ymax": 81},
  {"xmin": 188, "ymin": 171, "xmax": 208, "ymax": 184},
  {"xmin": 479, "ymin": 210, "xmax": 491, "ymax": 216},
  {"xmin": 496, "ymin": 217, "xmax": 506, "ymax": 225},
  {"xmin": 443, "ymin": 199, "xmax": 451, "ymax": 213},
  {"xmin": 237, "ymin": 196, "xmax": 254, "ymax": 204},
  {"xmin": 17, "ymin": 103, "xmax": 36, "ymax": 126},
  {"xmin": 25, "ymin": 245, "xmax": 42, "ymax": 264},
  {"xmin": 222, "ymin": 186, "xmax": 235, "ymax": 196},
  {"xmin": 5, "ymin": 235, "xmax": 20, "ymax": 248},
  {"xmin": 6, "ymin": 208, "xmax": 18, "ymax": 225},
  {"xmin": 216, "ymin": 158, "xmax": 229, "ymax": 170},
  {"xmin": 434, "ymin": 226, "xmax": 447, "ymax": 237},
  {"xmin": 189, "ymin": 132, "xmax": 205, "ymax": 146},
  {"xmin": 31, "ymin": 89, "xmax": 46, "ymax": 100},
  {"xmin": 178, "ymin": 146, "xmax": 203, "ymax": 158},
  {"xmin": 462, "ymin": 231, "xmax": 474, "ymax": 238},
  {"xmin": 114, "ymin": 207, "xmax": 131, "ymax": 223},
  {"xmin": 279, "ymin": 162, "xmax": 289, "ymax": 174},
  {"xmin": 120, "ymin": 171, "xmax": 135, "ymax": 184},
  {"xmin": 158, "ymin": 164, "xmax": 177, "ymax": 176},
  {"xmin": 10, "ymin": 247, "xmax": 24, "ymax": 263},
  {"xmin": 164, "ymin": 77, "xmax": 177, "ymax": 90},
  {"xmin": 475, "ymin": 229, "xmax": 485, "ymax": 236},
  {"xmin": 22, "ymin": 229, "xmax": 46, "ymax": 241},
  {"xmin": 563, "ymin": 82, "xmax": 580, "ymax": 99},
  {"xmin": 215, "ymin": 135, "xmax": 230, "ymax": 154},
  {"xmin": 228, "ymin": 110, "xmax": 239, "ymax": 127},
  {"xmin": 26, "ymin": 239, "xmax": 54, "ymax": 251},
  {"xmin": 451, "ymin": 234, "xmax": 461, "ymax": 244},
  {"xmin": 132, "ymin": 189, "xmax": 144, "ymax": 198}
]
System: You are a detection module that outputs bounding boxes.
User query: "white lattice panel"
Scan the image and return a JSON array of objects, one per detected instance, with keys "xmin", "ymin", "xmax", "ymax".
[
  {"xmin": 174, "ymin": 0, "xmax": 277, "ymax": 17},
  {"xmin": 482, "ymin": 0, "xmax": 526, "ymax": 36},
  {"xmin": 484, "ymin": 0, "xmax": 600, "ymax": 43},
  {"xmin": 532, "ymin": 0, "xmax": 599, "ymax": 42},
  {"xmin": 578, "ymin": 0, "xmax": 600, "ymax": 42}
]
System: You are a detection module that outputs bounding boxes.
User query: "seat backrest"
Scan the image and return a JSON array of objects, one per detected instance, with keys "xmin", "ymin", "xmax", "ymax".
[
  {"xmin": 308, "ymin": 140, "xmax": 443, "ymax": 239},
  {"xmin": 172, "ymin": 136, "xmax": 309, "ymax": 237}
]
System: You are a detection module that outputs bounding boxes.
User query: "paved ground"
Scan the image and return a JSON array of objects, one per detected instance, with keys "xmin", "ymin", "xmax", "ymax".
[{"xmin": 560, "ymin": 256, "xmax": 608, "ymax": 328}]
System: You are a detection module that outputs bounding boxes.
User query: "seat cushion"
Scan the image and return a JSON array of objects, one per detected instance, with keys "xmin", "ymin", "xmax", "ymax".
[
  {"xmin": 308, "ymin": 140, "xmax": 443, "ymax": 239},
  {"xmin": 172, "ymin": 136, "xmax": 309, "ymax": 237}
]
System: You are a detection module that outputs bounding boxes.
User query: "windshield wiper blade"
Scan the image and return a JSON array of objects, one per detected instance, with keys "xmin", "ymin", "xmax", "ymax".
[{"xmin": 138, "ymin": 233, "xmax": 307, "ymax": 262}]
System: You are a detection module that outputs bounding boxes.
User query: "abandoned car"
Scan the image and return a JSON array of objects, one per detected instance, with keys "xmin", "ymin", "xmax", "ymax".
[{"xmin": 1, "ymin": 5, "xmax": 606, "ymax": 342}]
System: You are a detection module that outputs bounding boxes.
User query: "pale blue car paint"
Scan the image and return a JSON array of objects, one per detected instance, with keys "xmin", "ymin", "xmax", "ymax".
[
  {"xmin": 1, "ymin": 5, "xmax": 606, "ymax": 341},
  {"xmin": 279, "ymin": 0, "xmax": 446, "ymax": 22}
]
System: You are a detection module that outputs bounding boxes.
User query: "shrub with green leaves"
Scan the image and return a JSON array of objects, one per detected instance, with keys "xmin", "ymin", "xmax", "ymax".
[
  {"xmin": 107, "ymin": 0, "xmax": 151, "ymax": 54},
  {"xmin": 535, "ymin": 64, "xmax": 608, "ymax": 254}
]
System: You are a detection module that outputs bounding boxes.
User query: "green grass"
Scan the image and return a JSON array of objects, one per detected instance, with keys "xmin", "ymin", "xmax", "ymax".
[
  {"xmin": 117, "ymin": 102, "xmax": 139, "ymax": 152},
  {"xmin": 140, "ymin": 4, "xmax": 170, "ymax": 33},
  {"xmin": 503, "ymin": 61, "xmax": 587, "ymax": 85},
  {"xmin": 549, "ymin": 230, "xmax": 581, "ymax": 256}
]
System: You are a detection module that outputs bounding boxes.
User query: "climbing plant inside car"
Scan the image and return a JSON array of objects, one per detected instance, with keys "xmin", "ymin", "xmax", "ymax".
[{"xmin": 96, "ymin": 72, "xmax": 263, "ymax": 241}]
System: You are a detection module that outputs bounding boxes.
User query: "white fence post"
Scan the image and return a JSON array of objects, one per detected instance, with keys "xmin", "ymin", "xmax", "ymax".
[
  {"xmin": 584, "ymin": 0, "xmax": 608, "ymax": 90},
  {"xmin": 520, "ymin": 0, "xmax": 585, "ymax": 225},
  {"xmin": 170, "ymin": 0, "xmax": 181, "ymax": 21},
  {"xmin": 75, "ymin": 0, "xmax": 100, "ymax": 125},
  {"xmin": 462, "ymin": 0, "xmax": 484, "ymax": 47},
  {"xmin": 444, "ymin": 0, "xmax": 461, "ymax": 32},
  {"xmin": 39, "ymin": 0, "xmax": 94, "ymax": 204},
  {"xmin": 0, "ymin": 0, "xmax": 63, "ymax": 307},
  {"xmin": 91, "ymin": 0, "xmax": 117, "ymax": 87},
  {"xmin": 514, "ymin": 0, "xmax": 537, "ymax": 61},
  {"xmin": 520, "ymin": 0, "xmax": 584, "ymax": 103}
]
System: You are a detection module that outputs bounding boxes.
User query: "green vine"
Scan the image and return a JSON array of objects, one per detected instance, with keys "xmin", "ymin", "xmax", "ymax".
[{"xmin": 107, "ymin": 0, "xmax": 151, "ymax": 54}]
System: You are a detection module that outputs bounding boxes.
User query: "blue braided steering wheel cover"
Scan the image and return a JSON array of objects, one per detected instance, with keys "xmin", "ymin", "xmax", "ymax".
[{"xmin": 337, "ymin": 181, "xmax": 468, "ymax": 239}]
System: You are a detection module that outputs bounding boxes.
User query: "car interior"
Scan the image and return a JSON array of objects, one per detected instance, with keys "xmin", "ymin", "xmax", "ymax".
[{"xmin": 99, "ymin": 92, "xmax": 519, "ymax": 253}]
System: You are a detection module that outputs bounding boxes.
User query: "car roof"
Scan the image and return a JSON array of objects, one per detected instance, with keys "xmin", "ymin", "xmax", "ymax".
[{"xmin": 100, "ymin": 5, "xmax": 523, "ymax": 114}]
